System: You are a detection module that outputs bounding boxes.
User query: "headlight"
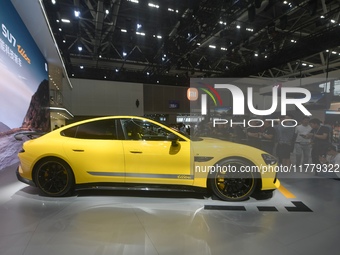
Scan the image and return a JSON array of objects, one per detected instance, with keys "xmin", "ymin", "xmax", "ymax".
[{"xmin": 262, "ymin": 153, "xmax": 277, "ymax": 165}]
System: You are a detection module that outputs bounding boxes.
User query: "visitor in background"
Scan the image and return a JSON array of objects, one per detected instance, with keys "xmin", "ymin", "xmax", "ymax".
[
  {"xmin": 276, "ymin": 115, "xmax": 295, "ymax": 167},
  {"xmin": 306, "ymin": 118, "xmax": 330, "ymax": 164},
  {"xmin": 294, "ymin": 116, "xmax": 312, "ymax": 166},
  {"xmin": 318, "ymin": 145, "xmax": 340, "ymax": 180},
  {"xmin": 260, "ymin": 119, "xmax": 275, "ymax": 154}
]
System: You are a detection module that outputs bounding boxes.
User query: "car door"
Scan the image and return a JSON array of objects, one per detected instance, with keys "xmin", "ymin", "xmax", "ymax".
[
  {"xmin": 61, "ymin": 118, "xmax": 125, "ymax": 183},
  {"xmin": 120, "ymin": 118, "xmax": 193, "ymax": 185}
]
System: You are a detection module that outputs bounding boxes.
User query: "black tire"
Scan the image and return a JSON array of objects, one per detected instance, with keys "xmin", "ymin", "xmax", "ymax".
[
  {"xmin": 34, "ymin": 158, "xmax": 75, "ymax": 197},
  {"xmin": 208, "ymin": 158, "xmax": 257, "ymax": 201},
  {"xmin": 251, "ymin": 190, "xmax": 274, "ymax": 200}
]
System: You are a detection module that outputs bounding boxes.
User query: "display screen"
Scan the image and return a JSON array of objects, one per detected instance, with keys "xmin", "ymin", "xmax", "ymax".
[{"xmin": 169, "ymin": 100, "xmax": 180, "ymax": 109}]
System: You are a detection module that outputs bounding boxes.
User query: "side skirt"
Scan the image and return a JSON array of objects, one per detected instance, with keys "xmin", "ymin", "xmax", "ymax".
[{"xmin": 75, "ymin": 182, "xmax": 207, "ymax": 194}]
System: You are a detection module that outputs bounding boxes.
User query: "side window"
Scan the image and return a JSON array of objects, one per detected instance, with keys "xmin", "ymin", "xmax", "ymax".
[
  {"xmin": 62, "ymin": 126, "xmax": 77, "ymax": 138},
  {"xmin": 61, "ymin": 119, "xmax": 117, "ymax": 140},
  {"xmin": 121, "ymin": 119, "xmax": 173, "ymax": 141}
]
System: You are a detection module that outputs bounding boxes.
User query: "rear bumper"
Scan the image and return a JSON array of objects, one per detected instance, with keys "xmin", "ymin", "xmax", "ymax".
[{"xmin": 16, "ymin": 167, "xmax": 36, "ymax": 187}]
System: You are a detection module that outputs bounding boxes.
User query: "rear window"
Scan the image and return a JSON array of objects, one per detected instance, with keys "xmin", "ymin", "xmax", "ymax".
[{"xmin": 61, "ymin": 119, "xmax": 118, "ymax": 140}]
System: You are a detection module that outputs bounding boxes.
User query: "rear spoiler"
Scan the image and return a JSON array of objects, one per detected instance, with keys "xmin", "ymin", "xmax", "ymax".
[{"xmin": 14, "ymin": 131, "xmax": 46, "ymax": 141}]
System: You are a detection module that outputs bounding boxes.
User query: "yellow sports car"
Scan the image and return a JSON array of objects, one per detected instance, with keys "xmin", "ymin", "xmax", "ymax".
[{"xmin": 16, "ymin": 116, "xmax": 280, "ymax": 201}]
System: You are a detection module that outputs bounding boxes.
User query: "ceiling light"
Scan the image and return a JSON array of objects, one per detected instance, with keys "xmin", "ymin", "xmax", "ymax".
[
  {"xmin": 197, "ymin": 43, "xmax": 201, "ymax": 46},
  {"xmin": 137, "ymin": 23, "xmax": 142, "ymax": 29},
  {"xmin": 99, "ymin": 55, "xmax": 102, "ymax": 58},
  {"xmin": 127, "ymin": 0, "xmax": 139, "ymax": 3},
  {"xmin": 221, "ymin": 47, "xmax": 227, "ymax": 51},
  {"xmin": 59, "ymin": 28, "xmax": 62, "ymax": 31},
  {"xmin": 157, "ymin": 35, "xmax": 162, "ymax": 39},
  {"xmin": 148, "ymin": 3, "xmax": 159, "ymax": 8},
  {"xmin": 63, "ymin": 40, "xmax": 66, "ymax": 43},
  {"xmin": 136, "ymin": 32, "xmax": 145, "ymax": 36},
  {"xmin": 115, "ymin": 68, "xmax": 119, "ymax": 72},
  {"xmin": 309, "ymin": 64, "xmax": 314, "ymax": 67},
  {"xmin": 331, "ymin": 19, "xmax": 336, "ymax": 23},
  {"xmin": 56, "ymin": 19, "xmax": 60, "ymax": 23},
  {"xmin": 80, "ymin": 65, "xmax": 84, "ymax": 69},
  {"xmin": 105, "ymin": 10, "xmax": 109, "ymax": 15},
  {"xmin": 302, "ymin": 63, "xmax": 307, "ymax": 66},
  {"xmin": 74, "ymin": 10, "xmax": 80, "ymax": 17},
  {"xmin": 51, "ymin": 0, "xmax": 56, "ymax": 4},
  {"xmin": 168, "ymin": 8, "xmax": 174, "ymax": 12},
  {"xmin": 121, "ymin": 29, "xmax": 127, "ymax": 33},
  {"xmin": 176, "ymin": 10, "xmax": 179, "ymax": 13},
  {"xmin": 332, "ymin": 51, "xmax": 337, "ymax": 54},
  {"xmin": 209, "ymin": 45, "xmax": 216, "ymax": 48},
  {"xmin": 320, "ymin": 15, "xmax": 325, "ymax": 19},
  {"xmin": 283, "ymin": 1, "xmax": 288, "ymax": 4},
  {"xmin": 78, "ymin": 46, "xmax": 82, "ymax": 51},
  {"xmin": 61, "ymin": 19, "xmax": 70, "ymax": 23},
  {"xmin": 254, "ymin": 53, "xmax": 258, "ymax": 57},
  {"xmin": 123, "ymin": 52, "xmax": 127, "ymax": 57},
  {"xmin": 236, "ymin": 25, "xmax": 241, "ymax": 29},
  {"xmin": 246, "ymin": 28, "xmax": 253, "ymax": 32}
]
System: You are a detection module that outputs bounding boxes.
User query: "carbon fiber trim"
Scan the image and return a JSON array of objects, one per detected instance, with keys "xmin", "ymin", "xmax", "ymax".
[
  {"xmin": 87, "ymin": 171, "xmax": 194, "ymax": 179},
  {"xmin": 194, "ymin": 156, "xmax": 214, "ymax": 162}
]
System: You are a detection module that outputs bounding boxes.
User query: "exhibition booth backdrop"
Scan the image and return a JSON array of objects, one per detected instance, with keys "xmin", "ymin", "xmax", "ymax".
[{"xmin": 0, "ymin": 0, "xmax": 49, "ymax": 170}]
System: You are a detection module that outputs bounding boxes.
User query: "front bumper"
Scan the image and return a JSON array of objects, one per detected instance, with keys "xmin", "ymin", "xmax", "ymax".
[{"xmin": 16, "ymin": 167, "xmax": 36, "ymax": 187}]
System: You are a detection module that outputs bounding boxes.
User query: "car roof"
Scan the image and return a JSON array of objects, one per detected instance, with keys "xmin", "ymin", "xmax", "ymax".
[{"xmin": 56, "ymin": 116, "xmax": 190, "ymax": 141}]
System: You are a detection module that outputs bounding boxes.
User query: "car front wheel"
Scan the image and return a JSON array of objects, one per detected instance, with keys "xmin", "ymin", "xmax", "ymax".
[
  {"xmin": 208, "ymin": 159, "xmax": 257, "ymax": 201},
  {"xmin": 34, "ymin": 158, "xmax": 74, "ymax": 197}
]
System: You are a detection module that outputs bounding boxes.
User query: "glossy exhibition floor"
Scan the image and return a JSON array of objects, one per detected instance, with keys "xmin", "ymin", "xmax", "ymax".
[{"xmin": 1, "ymin": 164, "xmax": 340, "ymax": 255}]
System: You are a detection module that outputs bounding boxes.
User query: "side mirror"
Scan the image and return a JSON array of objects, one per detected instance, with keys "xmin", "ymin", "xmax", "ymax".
[{"xmin": 167, "ymin": 133, "xmax": 179, "ymax": 146}]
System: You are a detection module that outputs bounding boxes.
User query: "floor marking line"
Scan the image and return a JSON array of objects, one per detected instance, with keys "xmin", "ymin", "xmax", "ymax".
[
  {"xmin": 204, "ymin": 201, "xmax": 312, "ymax": 212},
  {"xmin": 204, "ymin": 205, "xmax": 246, "ymax": 211},
  {"xmin": 257, "ymin": 206, "xmax": 278, "ymax": 212},
  {"xmin": 278, "ymin": 185, "xmax": 296, "ymax": 198},
  {"xmin": 285, "ymin": 201, "xmax": 313, "ymax": 212}
]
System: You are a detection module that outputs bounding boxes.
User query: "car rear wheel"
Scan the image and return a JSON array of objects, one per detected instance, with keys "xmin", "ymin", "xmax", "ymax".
[
  {"xmin": 208, "ymin": 159, "xmax": 257, "ymax": 201},
  {"xmin": 34, "ymin": 158, "xmax": 74, "ymax": 197}
]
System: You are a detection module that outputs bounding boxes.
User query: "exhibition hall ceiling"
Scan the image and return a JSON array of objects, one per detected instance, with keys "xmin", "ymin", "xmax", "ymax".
[{"xmin": 42, "ymin": 0, "xmax": 340, "ymax": 85}]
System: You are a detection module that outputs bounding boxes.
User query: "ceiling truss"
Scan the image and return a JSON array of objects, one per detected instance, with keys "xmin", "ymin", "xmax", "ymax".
[{"xmin": 43, "ymin": 0, "xmax": 340, "ymax": 85}]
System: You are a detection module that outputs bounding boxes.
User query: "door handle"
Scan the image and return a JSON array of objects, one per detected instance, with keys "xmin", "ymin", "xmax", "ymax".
[
  {"xmin": 72, "ymin": 149, "xmax": 84, "ymax": 152},
  {"xmin": 130, "ymin": 151, "xmax": 142, "ymax": 154}
]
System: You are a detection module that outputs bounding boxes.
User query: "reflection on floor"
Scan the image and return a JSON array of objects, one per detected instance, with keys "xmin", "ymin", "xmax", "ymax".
[{"xmin": 0, "ymin": 164, "xmax": 340, "ymax": 255}]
